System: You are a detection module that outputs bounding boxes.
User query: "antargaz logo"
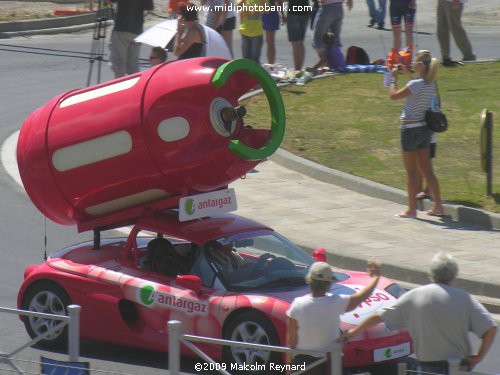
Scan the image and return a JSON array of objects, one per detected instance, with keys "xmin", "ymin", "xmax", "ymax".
[
  {"xmin": 184, "ymin": 198, "xmax": 196, "ymax": 216},
  {"xmin": 140, "ymin": 285, "xmax": 155, "ymax": 305},
  {"xmin": 385, "ymin": 348, "xmax": 393, "ymax": 358}
]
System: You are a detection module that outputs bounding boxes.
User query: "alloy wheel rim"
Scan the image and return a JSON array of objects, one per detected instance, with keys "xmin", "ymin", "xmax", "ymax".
[
  {"xmin": 28, "ymin": 291, "xmax": 65, "ymax": 339},
  {"xmin": 230, "ymin": 321, "xmax": 271, "ymax": 366}
]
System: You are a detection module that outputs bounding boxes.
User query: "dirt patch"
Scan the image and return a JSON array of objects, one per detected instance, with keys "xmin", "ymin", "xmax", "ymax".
[{"xmin": 0, "ymin": 1, "xmax": 169, "ymax": 22}]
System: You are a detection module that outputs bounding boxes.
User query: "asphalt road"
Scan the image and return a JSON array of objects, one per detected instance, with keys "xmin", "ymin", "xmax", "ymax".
[{"xmin": 0, "ymin": 1, "xmax": 499, "ymax": 373}]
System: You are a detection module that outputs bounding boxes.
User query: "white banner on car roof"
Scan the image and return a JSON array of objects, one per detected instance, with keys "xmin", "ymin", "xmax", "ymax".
[{"xmin": 179, "ymin": 188, "xmax": 237, "ymax": 222}]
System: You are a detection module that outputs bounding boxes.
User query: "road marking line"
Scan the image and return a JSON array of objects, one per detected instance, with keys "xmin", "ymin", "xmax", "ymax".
[{"xmin": 1, "ymin": 130, "xmax": 131, "ymax": 235}]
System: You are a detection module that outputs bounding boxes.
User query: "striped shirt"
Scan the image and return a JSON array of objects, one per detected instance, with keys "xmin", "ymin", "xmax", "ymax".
[{"xmin": 400, "ymin": 78, "xmax": 436, "ymax": 123}]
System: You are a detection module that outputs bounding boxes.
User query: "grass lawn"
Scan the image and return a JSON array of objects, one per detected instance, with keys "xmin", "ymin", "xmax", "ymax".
[{"xmin": 242, "ymin": 61, "xmax": 500, "ymax": 213}]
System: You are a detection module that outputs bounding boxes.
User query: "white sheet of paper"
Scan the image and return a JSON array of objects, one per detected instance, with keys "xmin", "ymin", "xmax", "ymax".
[{"xmin": 383, "ymin": 71, "xmax": 393, "ymax": 87}]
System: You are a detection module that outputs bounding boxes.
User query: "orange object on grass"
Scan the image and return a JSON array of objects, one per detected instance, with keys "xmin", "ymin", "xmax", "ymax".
[{"xmin": 387, "ymin": 44, "xmax": 413, "ymax": 69}]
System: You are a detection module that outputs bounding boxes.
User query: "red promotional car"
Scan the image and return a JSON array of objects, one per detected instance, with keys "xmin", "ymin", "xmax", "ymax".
[{"xmin": 18, "ymin": 210, "xmax": 411, "ymax": 372}]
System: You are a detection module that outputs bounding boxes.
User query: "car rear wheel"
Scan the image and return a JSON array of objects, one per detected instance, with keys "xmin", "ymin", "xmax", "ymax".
[
  {"xmin": 223, "ymin": 312, "xmax": 282, "ymax": 374},
  {"xmin": 22, "ymin": 281, "xmax": 72, "ymax": 348}
]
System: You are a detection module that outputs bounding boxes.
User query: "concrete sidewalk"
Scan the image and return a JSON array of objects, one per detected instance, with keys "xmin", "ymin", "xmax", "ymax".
[{"xmin": 232, "ymin": 152, "xmax": 500, "ymax": 311}]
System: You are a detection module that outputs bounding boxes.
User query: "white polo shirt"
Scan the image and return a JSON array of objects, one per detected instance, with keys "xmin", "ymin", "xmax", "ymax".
[{"xmin": 287, "ymin": 293, "xmax": 350, "ymax": 352}]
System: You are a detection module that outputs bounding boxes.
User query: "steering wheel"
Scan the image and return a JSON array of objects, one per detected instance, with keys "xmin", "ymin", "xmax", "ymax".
[{"xmin": 251, "ymin": 253, "xmax": 276, "ymax": 275}]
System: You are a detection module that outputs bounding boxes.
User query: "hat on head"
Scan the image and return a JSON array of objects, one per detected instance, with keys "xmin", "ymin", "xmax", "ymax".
[{"xmin": 306, "ymin": 262, "xmax": 334, "ymax": 283}]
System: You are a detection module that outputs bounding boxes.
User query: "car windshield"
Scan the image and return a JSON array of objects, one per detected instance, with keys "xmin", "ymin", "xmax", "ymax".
[{"xmin": 204, "ymin": 230, "xmax": 314, "ymax": 290}]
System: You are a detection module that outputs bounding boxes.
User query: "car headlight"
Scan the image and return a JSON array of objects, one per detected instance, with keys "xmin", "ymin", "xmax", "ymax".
[{"xmin": 385, "ymin": 283, "xmax": 407, "ymax": 298}]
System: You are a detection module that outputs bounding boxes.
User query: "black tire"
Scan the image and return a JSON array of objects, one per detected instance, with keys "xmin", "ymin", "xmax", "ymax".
[
  {"xmin": 21, "ymin": 281, "xmax": 72, "ymax": 349},
  {"xmin": 222, "ymin": 311, "xmax": 283, "ymax": 374}
]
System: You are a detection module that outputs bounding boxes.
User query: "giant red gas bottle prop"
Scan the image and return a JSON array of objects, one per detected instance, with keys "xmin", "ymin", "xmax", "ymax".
[{"xmin": 17, "ymin": 58, "xmax": 285, "ymax": 231}]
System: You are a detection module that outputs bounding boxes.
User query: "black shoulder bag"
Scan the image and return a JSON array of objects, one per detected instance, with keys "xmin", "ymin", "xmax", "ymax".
[{"xmin": 425, "ymin": 82, "xmax": 448, "ymax": 133}]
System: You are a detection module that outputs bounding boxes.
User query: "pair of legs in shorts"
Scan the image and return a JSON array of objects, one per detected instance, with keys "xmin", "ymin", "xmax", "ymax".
[
  {"xmin": 286, "ymin": 13, "xmax": 310, "ymax": 70},
  {"xmin": 109, "ymin": 30, "xmax": 141, "ymax": 79},
  {"xmin": 398, "ymin": 125, "xmax": 443, "ymax": 218},
  {"xmin": 390, "ymin": 0, "xmax": 415, "ymax": 51},
  {"xmin": 262, "ymin": 11, "xmax": 281, "ymax": 64}
]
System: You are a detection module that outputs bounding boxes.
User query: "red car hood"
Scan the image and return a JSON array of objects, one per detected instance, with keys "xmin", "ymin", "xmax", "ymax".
[{"xmin": 260, "ymin": 278, "xmax": 397, "ymax": 329}]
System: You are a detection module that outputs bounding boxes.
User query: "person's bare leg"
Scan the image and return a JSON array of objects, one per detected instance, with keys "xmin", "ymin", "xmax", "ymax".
[
  {"xmin": 221, "ymin": 30, "xmax": 234, "ymax": 57},
  {"xmin": 401, "ymin": 151, "xmax": 419, "ymax": 216},
  {"xmin": 392, "ymin": 25, "xmax": 402, "ymax": 51},
  {"xmin": 415, "ymin": 169, "xmax": 424, "ymax": 196},
  {"xmin": 405, "ymin": 22, "xmax": 414, "ymax": 48},
  {"xmin": 292, "ymin": 41, "xmax": 305, "ymax": 70},
  {"xmin": 416, "ymin": 148, "xmax": 443, "ymax": 213},
  {"xmin": 265, "ymin": 30, "xmax": 276, "ymax": 64}
]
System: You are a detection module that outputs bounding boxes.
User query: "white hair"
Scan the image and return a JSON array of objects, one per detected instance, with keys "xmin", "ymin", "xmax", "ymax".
[{"xmin": 430, "ymin": 252, "xmax": 458, "ymax": 284}]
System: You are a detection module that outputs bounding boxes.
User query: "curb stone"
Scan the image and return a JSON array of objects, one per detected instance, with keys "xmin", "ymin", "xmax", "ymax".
[{"xmin": 0, "ymin": 10, "xmax": 111, "ymax": 37}]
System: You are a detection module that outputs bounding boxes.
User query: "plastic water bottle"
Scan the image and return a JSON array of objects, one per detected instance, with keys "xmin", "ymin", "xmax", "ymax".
[{"xmin": 296, "ymin": 71, "xmax": 313, "ymax": 86}]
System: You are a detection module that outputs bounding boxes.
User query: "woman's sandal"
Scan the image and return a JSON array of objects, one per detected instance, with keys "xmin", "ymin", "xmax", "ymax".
[
  {"xmin": 416, "ymin": 192, "xmax": 431, "ymax": 199},
  {"xmin": 395, "ymin": 211, "xmax": 417, "ymax": 219},
  {"xmin": 426, "ymin": 209, "xmax": 445, "ymax": 217}
]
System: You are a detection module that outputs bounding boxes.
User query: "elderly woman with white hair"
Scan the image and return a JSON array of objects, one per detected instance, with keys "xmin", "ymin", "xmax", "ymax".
[{"xmin": 344, "ymin": 252, "xmax": 497, "ymax": 374}]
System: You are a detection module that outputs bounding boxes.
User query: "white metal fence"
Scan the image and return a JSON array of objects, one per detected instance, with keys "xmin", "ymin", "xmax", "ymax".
[
  {"xmin": 167, "ymin": 320, "xmax": 343, "ymax": 375},
  {"xmin": 0, "ymin": 305, "xmax": 81, "ymax": 374}
]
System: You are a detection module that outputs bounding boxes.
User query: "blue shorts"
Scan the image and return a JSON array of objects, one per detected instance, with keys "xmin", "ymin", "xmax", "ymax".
[
  {"xmin": 400, "ymin": 125, "xmax": 430, "ymax": 152},
  {"xmin": 287, "ymin": 13, "xmax": 309, "ymax": 42},
  {"xmin": 390, "ymin": 0, "xmax": 415, "ymax": 27},
  {"xmin": 262, "ymin": 11, "xmax": 280, "ymax": 31}
]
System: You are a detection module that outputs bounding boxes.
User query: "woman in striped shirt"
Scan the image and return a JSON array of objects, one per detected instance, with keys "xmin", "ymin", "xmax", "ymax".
[{"xmin": 389, "ymin": 50, "xmax": 444, "ymax": 219}]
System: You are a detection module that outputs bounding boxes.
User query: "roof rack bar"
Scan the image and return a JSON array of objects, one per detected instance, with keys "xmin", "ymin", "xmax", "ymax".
[{"xmin": 93, "ymin": 229, "xmax": 101, "ymax": 250}]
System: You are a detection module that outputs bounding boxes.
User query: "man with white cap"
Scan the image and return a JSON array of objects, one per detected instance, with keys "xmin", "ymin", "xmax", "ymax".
[{"xmin": 286, "ymin": 260, "xmax": 381, "ymax": 374}]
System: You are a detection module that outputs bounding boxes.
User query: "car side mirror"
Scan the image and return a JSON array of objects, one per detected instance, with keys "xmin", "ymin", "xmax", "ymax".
[
  {"xmin": 312, "ymin": 247, "xmax": 326, "ymax": 262},
  {"xmin": 176, "ymin": 275, "xmax": 203, "ymax": 294}
]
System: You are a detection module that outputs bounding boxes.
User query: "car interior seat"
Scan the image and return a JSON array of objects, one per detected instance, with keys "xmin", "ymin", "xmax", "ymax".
[{"xmin": 147, "ymin": 238, "xmax": 179, "ymax": 277}]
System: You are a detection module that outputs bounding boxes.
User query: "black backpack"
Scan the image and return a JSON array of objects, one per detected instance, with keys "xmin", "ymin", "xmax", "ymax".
[{"xmin": 346, "ymin": 46, "xmax": 370, "ymax": 65}]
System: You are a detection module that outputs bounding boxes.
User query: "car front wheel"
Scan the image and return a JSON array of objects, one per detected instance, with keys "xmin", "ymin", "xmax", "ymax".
[
  {"xmin": 223, "ymin": 311, "xmax": 282, "ymax": 374},
  {"xmin": 21, "ymin": 281, "xmax": 72, "ymax": 348}
]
